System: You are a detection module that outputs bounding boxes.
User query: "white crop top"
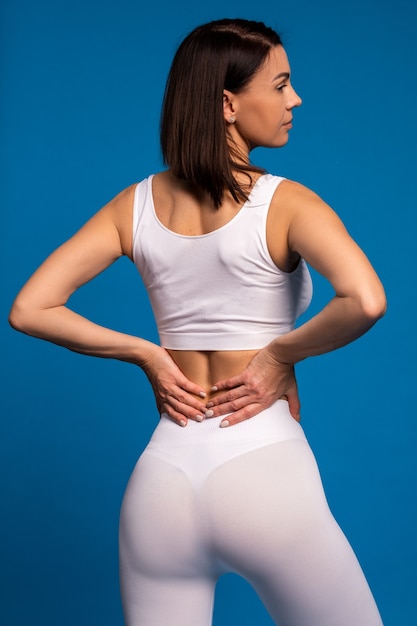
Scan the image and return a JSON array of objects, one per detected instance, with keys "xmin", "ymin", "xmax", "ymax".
[{"xmin": 132, "ymin": 173, "xmax": 312, "ymax": 350}]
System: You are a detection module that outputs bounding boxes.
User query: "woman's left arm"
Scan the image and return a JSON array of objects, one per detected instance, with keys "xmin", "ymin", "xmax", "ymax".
[
  {"xmin": 8, "ymin": 187, "xmax": 209, "ymax": 425},
  {"xmin": 207, "ymin": 180, "xmax": 387, "ymax": 426}
]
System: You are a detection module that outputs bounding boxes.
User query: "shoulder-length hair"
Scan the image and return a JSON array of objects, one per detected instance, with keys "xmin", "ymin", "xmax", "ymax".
[{"xmin": 160, "ymin": 18, "xmax": 282, "ymax": 208}]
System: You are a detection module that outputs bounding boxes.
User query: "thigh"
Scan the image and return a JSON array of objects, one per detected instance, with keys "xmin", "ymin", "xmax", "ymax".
[
  {"xmin": 203, "ymin": 439, "xmax": 383, "ymax": 626},
  {"xmin": 119, "ymin": 453, "xmax": 216, "ymax": 626}
]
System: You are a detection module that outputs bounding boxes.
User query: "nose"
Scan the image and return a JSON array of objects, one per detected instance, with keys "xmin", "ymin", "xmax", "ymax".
[{"xmin": 287, "ymin": 85, "xmax": 302, "ymax": 109}]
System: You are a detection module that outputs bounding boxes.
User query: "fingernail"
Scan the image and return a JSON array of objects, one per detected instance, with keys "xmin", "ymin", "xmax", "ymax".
[
  {"xmin": 195, "ymin": 414, "xmax": 204, "ymax": 422},
  {"xmin": 211, "ymin": 386, "xmax": 218, "ymax": 392},
  {"xmin": 206, "ymin": 401, "xmax": 214, "ymax": 408},
  {"xmin": 199, "ymin": 391, "xmax": 207, "ymax": 398},
  {"xmin": 179, "ymin": 419, "xmax": 187, "ymax": 427},
  {"xmin": 205, "ymin": 409, "xmax": 214, "ymax": 418},
  {"xmin": 220, "ymin": 420, "xmax": 230, "ymax": 428}
]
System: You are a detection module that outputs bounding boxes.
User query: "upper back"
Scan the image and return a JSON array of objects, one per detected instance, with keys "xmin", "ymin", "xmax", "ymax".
[
  {"xmin": 131, "ymin": 172, "xmax": 312, "ymax": 351},
  {"xmin": 151, "ymin": 170, "xmax": 261, "ymax": 238}
]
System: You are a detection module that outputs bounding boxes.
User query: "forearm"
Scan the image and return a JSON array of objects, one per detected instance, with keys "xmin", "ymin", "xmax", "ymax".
[
  {"xmin": 10, "ymin": 301, "xmax": 212, "ymax": 426},
  {"xmin": 267, "ymin": 294, "xmax": 385, "ymax": 365},
  {"xmin": 9, "ymin": 303, "xmax": 157, "ymax": 366}
]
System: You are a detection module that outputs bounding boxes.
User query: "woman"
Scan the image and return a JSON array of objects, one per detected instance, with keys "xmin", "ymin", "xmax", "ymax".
[{"xmin": 9, "ymin": 18, "xmax": 385, "ymax": 626}]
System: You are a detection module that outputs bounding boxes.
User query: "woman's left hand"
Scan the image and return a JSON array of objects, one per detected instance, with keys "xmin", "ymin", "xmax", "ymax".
[{"xmin": 205, "ymin": 347, "xmax": 301, "ymax": 427}]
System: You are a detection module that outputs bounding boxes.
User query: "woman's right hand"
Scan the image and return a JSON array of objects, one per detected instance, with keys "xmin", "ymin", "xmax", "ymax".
[
  {"xmin": 204, "ymin": 346, "xmax": 301, "ymax": 427},
  {"xmin": 141, "ymin": 346, "xmax": 208, "ymax": 426}
]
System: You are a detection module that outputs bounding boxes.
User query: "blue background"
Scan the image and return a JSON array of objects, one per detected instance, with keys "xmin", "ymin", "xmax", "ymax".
[{"xmin": 1, "ymin": 0, "xmax": 416, "ymax": 624}]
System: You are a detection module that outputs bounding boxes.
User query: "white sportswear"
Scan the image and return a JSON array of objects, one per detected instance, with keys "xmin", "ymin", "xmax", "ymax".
[
  {"xmin": 132, "ymin": 174, "xmax": 312, "ymax": 350},
  {"xmin": 119, "ymin": 403, "xmax": 383, "ymax": 626},
  {"xmin": 119, "ymin": 173, "xmax": 384, "ymax": 626}
]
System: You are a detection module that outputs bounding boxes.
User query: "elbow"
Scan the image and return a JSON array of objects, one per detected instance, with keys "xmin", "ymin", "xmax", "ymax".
[
  {"xmin": 360, "ymin": 286, "xmax": 387, "ymax": 323},
  {"xmin": 9, "ymin": 300, "xmax": 35, "ymax": 335},
  {"xmin": 9, "ymin": 304, "xmax": 25, "ymax": 333}
]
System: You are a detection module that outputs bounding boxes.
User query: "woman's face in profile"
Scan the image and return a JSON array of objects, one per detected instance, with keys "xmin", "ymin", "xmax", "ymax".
[{"xmin": 226, "ymin": 45, "xmax": 302, "ymax": 152}]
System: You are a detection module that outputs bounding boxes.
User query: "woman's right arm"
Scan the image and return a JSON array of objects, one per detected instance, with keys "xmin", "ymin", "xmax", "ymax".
[
  {"xmin": 206, "ymin": 180, "xmax": 387, "ymax": 426},
  {"xmin": 9, "ymin": 185, "xmax": 207, "ymax": 425}
]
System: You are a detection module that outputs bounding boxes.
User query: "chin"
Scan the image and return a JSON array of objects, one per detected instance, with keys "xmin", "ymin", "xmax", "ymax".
[
  {"xmin": 252, "ymin": 135, "xmax": 290, "ymax": 150},
  {"xmin": 267, "ymin": 137, "xmax": 289, "ymax": 149},
  {"xmin": 276, "ymin": 134, "xmax": 290, "ymax": 147}
]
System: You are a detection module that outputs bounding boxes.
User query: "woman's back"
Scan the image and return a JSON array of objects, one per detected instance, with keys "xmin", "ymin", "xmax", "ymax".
[
  {"xmin": 130, "ymin": 170, "xmax": 311, "ymax": 396},
  {"xmin": 9, "ymin": 18, "xmax": 386, "ymax": 624}
]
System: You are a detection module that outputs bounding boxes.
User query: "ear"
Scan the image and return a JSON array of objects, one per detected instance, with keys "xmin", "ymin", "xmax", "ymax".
[{"xmin": 223, "ymin": 89, "xmax": 237, "ymax": 123}]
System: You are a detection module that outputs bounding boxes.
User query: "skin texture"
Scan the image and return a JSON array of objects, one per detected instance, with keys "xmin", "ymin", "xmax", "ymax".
[
  {"xmin": 9, "ymin": 45, "xmax": 386, "ymax": 428},
  {"xmin": 223, "ymin": 46, "xmax": 302, "ymax": 152}
]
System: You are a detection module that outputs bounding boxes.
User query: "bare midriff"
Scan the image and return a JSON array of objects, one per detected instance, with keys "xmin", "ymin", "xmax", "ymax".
[{"xmin": 167, "ymin": 349, "xmax": 259, "ymax": 401}]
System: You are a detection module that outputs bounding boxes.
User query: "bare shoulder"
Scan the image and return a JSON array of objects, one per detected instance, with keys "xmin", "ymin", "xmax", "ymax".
[
  {"xmin": 274, "ymin": 179, "xmax": 369, "ymax": 280},
  {"xmin": 273, "ymin": 178, "xmax": 348, "ymax": 240},
  {"xmin": 266, "ymin": 179, "xmax": 320, "ymax": 271},
  {"xmin": 269, "ymin": 176, "xmax": 385, "ymax": 311},
  {"xmin": 273, "ymin": 178, "xmax": 337, "ymax": 215},
  {"xmin": 102, "ymin": 183, "xmax": 137, "ymax": 219}
]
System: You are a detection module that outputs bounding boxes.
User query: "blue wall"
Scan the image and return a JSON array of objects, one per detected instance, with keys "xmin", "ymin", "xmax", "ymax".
[{"xmin": 1, "ymin": 0, "xmax": 416, "ymax": 624}]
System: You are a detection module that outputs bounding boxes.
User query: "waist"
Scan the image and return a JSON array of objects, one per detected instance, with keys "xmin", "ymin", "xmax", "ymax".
[
  {"xmin": 150, "ymin": 399, "xmax": 306, "ymax": 448},
  {"xmin": 167, "ymin": 348, "xmax": 258, "ymax": 396}
]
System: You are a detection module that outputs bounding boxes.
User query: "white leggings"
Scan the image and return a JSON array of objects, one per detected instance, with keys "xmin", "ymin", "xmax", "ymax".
[{"xmin": 119, "ymin": 400, "xmax": 383, "ymax": 626}]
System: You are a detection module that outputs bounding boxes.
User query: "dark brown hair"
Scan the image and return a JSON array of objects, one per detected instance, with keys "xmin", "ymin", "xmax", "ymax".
[{"xmin": 160, "ymin": 18, "xmax": 282, "ymax": 207}]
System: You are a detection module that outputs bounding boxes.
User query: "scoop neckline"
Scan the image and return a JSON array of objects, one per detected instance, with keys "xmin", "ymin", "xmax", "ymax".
[{"xmin": 149, "ymin": 174, "xmax": 268, "ymax": 239}]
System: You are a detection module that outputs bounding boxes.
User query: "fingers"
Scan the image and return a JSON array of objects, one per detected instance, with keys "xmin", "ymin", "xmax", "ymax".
[
  {"xmin": 162, "ymin": 404, "xmax": 192, "ymax": 428},
  {"xmin": 218, "ymin": 403, "xmax": 263, "ymax": 428},
  {"xmin": 171, "ymin": 387, "xmax": 206, "ymax": 412},
  {"xmin": 286, "ymin": 390, "xmax": 301, "ymax": 422},
  {"xmin": 207, "ymin": 372, "xmax": 252, "ymax": 411},
  {"xmin": 164, "ymin": 386, "xmax": 254, "ymax": 427},
  {"xmin": 210, "ymin": 373, "xmax": 243, "ymax": 393},
  {"xmin": 160, "ymin": 360, "xmax": 299, "ymax": 429},
  {"xmin": 162, "ymin": 402, "xmax": 205, "ymax": 427},
  {"xmin": 163, "ymin": 391, "xmax": 206, "ymax": 426},
  {"xmin": 205, "ymin": 392, "xmax": 251, "ymax": 419},
  {"xmin": 179, "ymin": 377, "xmax": 208, "ymax": 400},
  {"xmin": 167, "ymin": 373, "xmax": 248, "ymax": 425},
  {"xmin": 156, "ymin": 372, "xmax": 208, "ymax": 427},
  {"xmin": 205, "ymin": 384, "xmax": 271, "ymax": 427}
]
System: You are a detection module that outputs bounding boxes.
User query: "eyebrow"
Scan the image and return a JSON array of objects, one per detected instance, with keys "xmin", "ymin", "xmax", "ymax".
[{"xmin": 272, "ymin": 72, "xmax": 290, "ymax": 82}]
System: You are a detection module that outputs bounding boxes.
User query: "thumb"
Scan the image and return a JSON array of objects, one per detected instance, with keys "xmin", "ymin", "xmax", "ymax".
[{"xmin": 286, "ymin": 387, "xmax": 301, "ymax": 422}]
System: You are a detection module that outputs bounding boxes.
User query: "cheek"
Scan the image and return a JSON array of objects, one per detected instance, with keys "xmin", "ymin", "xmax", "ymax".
[
  {"xmin": 236, "ymin": 98, "xmax": 286, "ymax": 144},
  {"xmin": 264, "ymin": 98, "xmax": 286, "ymax": 127}
]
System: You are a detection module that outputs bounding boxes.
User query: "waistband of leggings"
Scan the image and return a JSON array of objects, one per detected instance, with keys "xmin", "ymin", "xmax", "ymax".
[{"xmin": 153, "ymin": 399, "xmax": 306, "ymax": 447}]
